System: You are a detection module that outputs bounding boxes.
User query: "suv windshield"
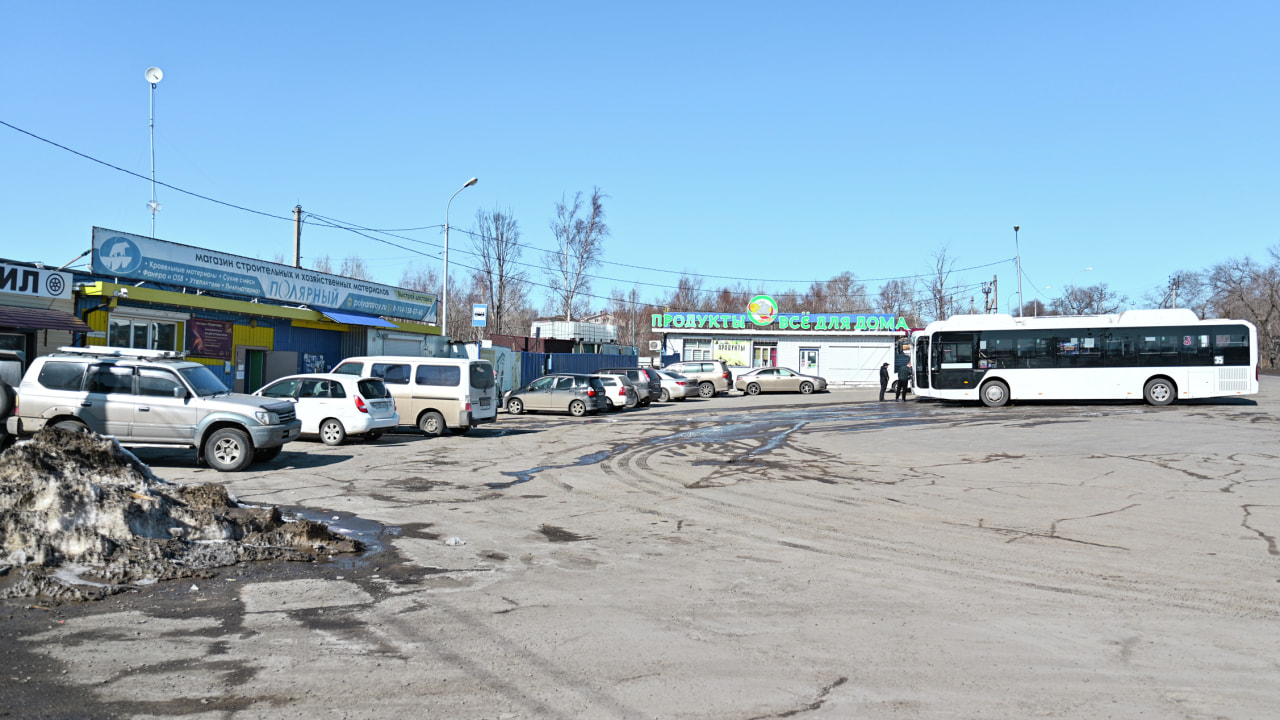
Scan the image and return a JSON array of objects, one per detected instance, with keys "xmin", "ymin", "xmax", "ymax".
[{"xmin": 178, "ymin": 365, "xmax": 229, "ymax": 397}]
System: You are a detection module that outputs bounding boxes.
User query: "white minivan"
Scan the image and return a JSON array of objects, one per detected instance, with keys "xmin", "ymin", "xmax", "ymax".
[{"xmin": 332, "ymin": 356, "xmax": 497, "ymax": 436}]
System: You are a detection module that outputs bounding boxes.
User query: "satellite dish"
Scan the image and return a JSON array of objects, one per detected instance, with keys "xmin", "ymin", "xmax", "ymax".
[{"xmin": 145, "ymin": 67, "xmax": 164, "ymax": 84}]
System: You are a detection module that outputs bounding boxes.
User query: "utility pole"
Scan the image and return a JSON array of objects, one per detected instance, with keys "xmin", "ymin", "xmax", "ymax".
[{"xmin": 293, "ymin": 205, "xmax": 303, "ymax": 268}]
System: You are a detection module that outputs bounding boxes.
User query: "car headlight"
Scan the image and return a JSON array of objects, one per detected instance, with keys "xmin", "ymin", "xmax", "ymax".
[{"xmin": 254, "ymin": 410, "xmax": 280, "ymax": 425}]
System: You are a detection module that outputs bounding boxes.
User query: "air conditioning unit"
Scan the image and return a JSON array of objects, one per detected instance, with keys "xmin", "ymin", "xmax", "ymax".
[{"xmin": 648, "ymin": 340, "xmax": 661, "ymax": 351}]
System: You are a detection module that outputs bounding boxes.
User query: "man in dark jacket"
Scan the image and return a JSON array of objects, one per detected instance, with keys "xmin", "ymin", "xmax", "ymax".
[
  {"xmin": 879, "ymin": 363, "xmax": 890, "ymax": 401},
  {"xmin": 895, "ymin": 364, "xmax": 911, "ymax": 401}
]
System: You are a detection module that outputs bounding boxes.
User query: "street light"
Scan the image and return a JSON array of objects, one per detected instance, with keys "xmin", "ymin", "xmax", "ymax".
[
  {"xmin": 145, "ymin": 67, "xmax": 164, "ymax": 237},
  {"xmin": 1013, "ymin": 225, "xmax": 1023, "ymax": 317},
  {"xmin": 442, "ymin": 177, "xmax": 478, "ymax": 338}
]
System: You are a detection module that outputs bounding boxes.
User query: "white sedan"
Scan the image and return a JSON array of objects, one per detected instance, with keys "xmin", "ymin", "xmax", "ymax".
[{"xmin": 254, "ymin": 373, "xmax": 398, "ymax": 445}]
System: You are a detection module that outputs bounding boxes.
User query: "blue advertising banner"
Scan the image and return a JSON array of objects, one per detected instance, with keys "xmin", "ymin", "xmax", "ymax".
[{"xmin": 92, "ymin": 228, "xmax": 438, "ymax": 323}]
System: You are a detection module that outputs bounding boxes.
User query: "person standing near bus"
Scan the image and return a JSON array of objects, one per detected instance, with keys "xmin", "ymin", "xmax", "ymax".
[
  {"xmin": 879, "ymin": 362, "xmax": 890, "ymax": 401},
  {"xmin": 895, "ymin": 363, "xmax": 911, "ymax": 401}
]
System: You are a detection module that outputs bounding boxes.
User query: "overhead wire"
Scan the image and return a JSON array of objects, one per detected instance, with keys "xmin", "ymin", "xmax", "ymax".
[{"xmin": 4, "ymin": 117, "xmax": 1017, "ymax": 313}]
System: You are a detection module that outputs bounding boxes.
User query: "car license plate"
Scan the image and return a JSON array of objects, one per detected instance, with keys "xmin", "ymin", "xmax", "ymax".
[{"xmin": 480, "ymin": 397, "xmax": 490, "ymax": 408}]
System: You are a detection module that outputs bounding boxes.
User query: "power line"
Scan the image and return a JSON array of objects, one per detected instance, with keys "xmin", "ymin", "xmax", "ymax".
[
  {"xmin": 0, "ymin": 119, "xmax": 294, "ymax": 223},
  {"xmin": 4, "ymin": 117, "xmax": 1018, "ymax": 310}
]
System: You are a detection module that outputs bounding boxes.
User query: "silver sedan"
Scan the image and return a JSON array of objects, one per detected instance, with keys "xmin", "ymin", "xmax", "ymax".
[
  {"xmin": 655, "ymin": 370, "xmax": 699, "ymax": 401},
  {"xmin": 734, "ymin": 367, "xmax": 828, "ymax": 395}
]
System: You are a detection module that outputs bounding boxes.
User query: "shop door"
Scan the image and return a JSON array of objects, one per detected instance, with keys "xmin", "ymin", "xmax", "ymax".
[
  {"xmin": 799, "ymin": 348, "xmax": 819, "ymax": 375},
  {"xmin": 235, "ymin": 347, "xmax": 269, "ymax": 394}
]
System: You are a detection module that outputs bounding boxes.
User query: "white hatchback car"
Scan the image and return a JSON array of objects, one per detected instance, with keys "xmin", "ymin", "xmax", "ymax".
[{"xmin": 254, "ymin": 373, "xmax": 398, "ymax": 446}]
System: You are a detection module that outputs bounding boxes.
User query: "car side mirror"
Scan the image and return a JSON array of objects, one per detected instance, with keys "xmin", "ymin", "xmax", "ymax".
[{"xmin": 173, "ymin": 387, "xmax": 186, "ymax": 398}]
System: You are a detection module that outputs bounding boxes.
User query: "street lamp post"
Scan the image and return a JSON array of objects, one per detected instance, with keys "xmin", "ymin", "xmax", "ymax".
[
  {"xmin": 1013, "ymin": 225, "xmax": 1023, "ymax": 317},
  {"xmin": 442, "ymin": 177, "xmax": 478, "ymax": 339},
  {"xmin": 145, "ymin": 67, "xmax": 164, "ymax": 237}
]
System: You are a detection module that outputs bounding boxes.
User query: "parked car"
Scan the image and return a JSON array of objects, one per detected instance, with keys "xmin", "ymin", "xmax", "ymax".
[
  {"xmin": 654, "ymin": 370, "xmax": 699, "ymax": 402},
  {"xmin": 505, "ymin": 374, "xmax": 606, "ymax": 417},
  {"xmin": 597, "ymin": 367, "xmax": 662, "ymax": 405},
  {"xmin": 332, "ymin": 356, "xmax": 496, "ymax": 436},
  {"xmin": 662, "ymin": 360, "xmax": 733, "ymax": 398},
  {"xmin": 0, "ymin": 349, "xmax": 22, "ymax": 450},
  {"xmin": 592, "ymin": 373, "xmax": 641, "ymax": 410},
  {"xmin": 734, "ymin": 367, "xmax": 829, "ymax": 395},
  {"xmin": 254, "ymin": 373, "xmax": 398, "ymax": 446},
  {"xmin": 4, "ymin": 346, "xmax": 301, "ymax": 471}
]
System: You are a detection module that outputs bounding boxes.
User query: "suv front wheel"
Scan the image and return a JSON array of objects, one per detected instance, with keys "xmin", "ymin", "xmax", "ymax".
[{"xmin": 205, "ymin": 427, "xmax": 255, "ymax": 472}]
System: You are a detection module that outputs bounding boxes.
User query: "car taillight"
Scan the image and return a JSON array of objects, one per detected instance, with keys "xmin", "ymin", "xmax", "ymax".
[
  {"xmin": 723, "ymin": 371, "xmax": 729, "ymax": 379},
  {"xmin": 587, "ymin": 388, "xmax": 596, "ymax": 397},
  {"xmin": 465, "ymin": 401, "xmax": 472, "ymax": 412},
  {"xmin": 618, "ymin": 387, "xmax": 626, "ymax": 396},
  {"xmin": 677, "ymin": 381, "xmax": 687, "ymax": 386},
  {"xmin": 355, "ymin": 396, "xmax": 368, "ymax": 413}
]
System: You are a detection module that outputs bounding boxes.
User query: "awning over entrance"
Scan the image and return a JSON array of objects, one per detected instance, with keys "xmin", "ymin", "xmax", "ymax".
[
  {"xmin": 0, "ymin": 306, "xmax": 91, "ymax": 332},
  {"xmin": 318, "ymin": 309, "xmax": 399, "ymax": 328}
]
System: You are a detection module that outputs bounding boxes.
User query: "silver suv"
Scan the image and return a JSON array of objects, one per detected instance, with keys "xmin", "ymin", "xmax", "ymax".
[
  {"xmin": 5, "ymin": 347, "xmax": 301, "ymax": 472},
  {"xmin": 662, "ymin": 360, "xmax": 733, "ymax": 398}
]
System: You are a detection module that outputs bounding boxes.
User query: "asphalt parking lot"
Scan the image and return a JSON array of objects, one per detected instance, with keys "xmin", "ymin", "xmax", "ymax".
[{"xmin": 4, "ymin": 379, "xmax": 1280, "ymax": 719}]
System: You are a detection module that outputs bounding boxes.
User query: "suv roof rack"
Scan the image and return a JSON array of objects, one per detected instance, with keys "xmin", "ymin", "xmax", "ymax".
[{"xmin": 56, "ymin": 346, "xmax": 188, "ymax": 360}]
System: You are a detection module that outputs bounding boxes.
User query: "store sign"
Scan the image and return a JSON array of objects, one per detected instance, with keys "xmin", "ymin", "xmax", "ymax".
[
  {"xmin": 714, "ymin": 340, "xmax": 750, "ymax": 366},
  {"xmin": 652, "ymin": 311, "xmax": 908, "ymax": 331},
  {"xmin": 0, "ymin": 262, "xmax": 72, "ymax": 300},
  {"xmin": 92, "ymin": 228, "xmax": 438, "ymax": 322},
  {"xmin": 186, "ymin": 318, "xmax": 234, "ymax": 360}
]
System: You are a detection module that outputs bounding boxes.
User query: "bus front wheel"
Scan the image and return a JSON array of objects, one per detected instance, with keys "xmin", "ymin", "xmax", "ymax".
[
  {"xmin": 980, "ymin": 380, "xmax": 1009, "ymax": 408},
  {"xmin": 1143, "ymin": 378, "xmax": 1175, "ymax": 406}
]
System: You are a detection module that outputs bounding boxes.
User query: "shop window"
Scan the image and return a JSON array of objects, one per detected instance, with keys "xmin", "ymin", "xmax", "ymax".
[
  {"xmin": 752, "ymin": 345, "xmax": 777, "ymax": 367},
  {"xmin": 684, "ymin": 339, "xmax": 712, "ymax": 361},
  {"xmin": 108, "ymin": 317, "xmax": 178, "ymax": 351}
]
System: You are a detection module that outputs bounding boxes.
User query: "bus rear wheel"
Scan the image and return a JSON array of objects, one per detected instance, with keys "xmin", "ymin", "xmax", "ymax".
[
  {"xmin": 1143, "ymin": 377, "xmax": 1175, "ymax": 406},
  {"xmin": 980, "ymin": 380, "xmax": 1009, "ymax": 408}
]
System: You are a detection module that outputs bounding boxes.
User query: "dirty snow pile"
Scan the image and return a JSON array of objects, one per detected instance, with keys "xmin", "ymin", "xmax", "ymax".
[{"xmin": 0, "ymin": 427, "xmax": 363, "ymax": 601}]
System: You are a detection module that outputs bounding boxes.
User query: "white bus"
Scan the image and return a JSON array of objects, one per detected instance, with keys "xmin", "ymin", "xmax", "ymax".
[{"xmin": 911, "ymin": 309, "xmax": 1259, "ymax": 407}]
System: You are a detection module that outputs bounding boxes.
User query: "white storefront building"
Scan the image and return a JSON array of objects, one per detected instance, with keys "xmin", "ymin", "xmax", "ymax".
[{"xmin": 654, "ymin": 296, "xmax": 911, "ymax": 387}]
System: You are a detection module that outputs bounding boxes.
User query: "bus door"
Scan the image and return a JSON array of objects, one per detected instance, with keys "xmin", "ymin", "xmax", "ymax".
[
  {"xmin": 932, "ymin": 332, "xmax": 982, "ymax": 390},
  {"xmin": 914, "ymin": 336, "xmax": 930, "ymax": 389}
]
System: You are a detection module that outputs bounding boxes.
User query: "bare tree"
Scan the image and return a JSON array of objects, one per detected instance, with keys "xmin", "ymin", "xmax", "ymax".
[
  {"xmin": 1206, "ymin": 248, "xmax": 1280, "ymax": 368},
  {"xmin": 311, "ymin": 255, "xmax": 334, "ymax": 274},
  {"xmin": 1143, "ymin": 270, "xmax": 1210, "ymax": 316},
  {"xmin": 664, "ymin": 274, "xmax": 705, "ymax": 312},
  {"xmin": 926, "ymin": 246, "xmax": 956, "ymax": 322},
  {"xmin": 607, "ymin": 286, "xmax": 647, "ymax": 350},
  {"xmin": 708, "ymin": 283, "xmax": 753, "ymax": 313},
  {"xmin": 545, "ymin": 187, "xmax": 609, "ymax": 321},
  {"xmin": 875, "ymin": 278, "xmax": 921, "ymax": 326},
  {"xmin": 1049, "ymin": 283, "xmax": 1127, "ymax": 315},
  {"xmin": 824, "ymin": 271, "xmax": 872, "ymax": 312},
  {"xmin": 1018, "ymin": 298, "xmax": 1052, "ymax": 317},
  {"xmin": 339, "ymin": 256, "xmax": 373, "ymax": 281},
  {"xmin": 471, "ymin": 207, "xmax": 528, "ymax": 336}
]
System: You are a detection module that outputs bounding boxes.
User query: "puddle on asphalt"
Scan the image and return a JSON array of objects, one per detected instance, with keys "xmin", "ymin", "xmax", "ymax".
[
  {"xmin": 485, "ymin": 447, "xmax": 629, "ymax": 489},
  {"xmin": 286, "ymin": 507, "xmax": 392, "ymax": 570}
]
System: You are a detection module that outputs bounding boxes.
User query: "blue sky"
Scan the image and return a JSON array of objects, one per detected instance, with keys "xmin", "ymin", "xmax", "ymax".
[{"xmin": 3, "ymin": 2, "xmax": 1277, "ymax": 315}]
